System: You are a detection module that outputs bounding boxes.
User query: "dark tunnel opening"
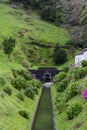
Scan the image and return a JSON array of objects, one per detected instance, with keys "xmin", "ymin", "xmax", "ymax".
[{"xmin": 43, "ymin": 72, "xmax": 52, "ymax": 82}]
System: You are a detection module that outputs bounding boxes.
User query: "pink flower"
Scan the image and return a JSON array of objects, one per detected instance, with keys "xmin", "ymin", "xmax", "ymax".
[
  {"xmin": 85, "ymin": 77, "xmax": 87, "ymax": 81},
  {"xmin": 82, "ymin": 90, "xmax": 87, "ymax": 100}
]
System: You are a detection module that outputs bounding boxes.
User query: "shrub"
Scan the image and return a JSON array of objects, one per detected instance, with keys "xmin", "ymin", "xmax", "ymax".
[
  {"xmin": 64, "ymin": 82, "xmax": 80, "ymax": 102},
  {"xmin": 18, "ymin": 110, "xmax": 29, "ymax": 119},
  {"xmin": 2, "ymin": 37, "xmax": 16, "ymax": 61},
  {"xmin": 41, "ymin": 6, "xmax": 56, "ymax": 22},
  {"xmin": 81, "ymin": 60, "xmax": 87, "ymax": 67},
  {"xmin": 24, "ymin": 87, "xmax": 34, "ymax": 99},
  {"xmin": 55, "ymin": 94, "xmax": 67, "ymax": 113},
  {"xmin": 56, "ymin": 78, "xmax": 68, "ymax": 92},
  {"xmin": 12, "ymin": 77, "xmax": 26, "ymax": 90},
  {"xmin": 20, "ymin": 70, "xmax": 32, "ymax": 80},
  {"xmin": 69, "ymin": 82, "xmax": 79, "ymax": 97},
  {"xmin": 62, "ymin": 66, "xmax": 69, "ymax": 73},
  {"xmin": 28, "ymin": 79, "xmax": 41, "ymax": 89},
  {"xmin": 54, "ymin": 72, "xmax": 67, "ymax": 83},
  {"xmin": 33, "ymin": 87, "xmax": 38, "ymax": 95},
  {"xmin": 0, "ymin": 77, "xmax": 5, "ymax": 86},
  {"xmin": 3, "ymin": 86, "xmax": 12, "ymax": 95},
  {"xmin": 65, "ymin": 82, "xmax": 79, "ymax": 102},
  {"xmin": 73, "ymin": 67, "xmax": 87, "ymax": 80},
  {"xmin": 67, "ymin": 103, "xmax": 82, "ymax": 120},
  {"xmin": 65, "ymin": 91, "xmax": 72, "ymax": 102},
  {"xmin": 53, "ymin": 44, "xmax": 67, "ymax": 65},
  {"xmin": 16, "ymin": 93, "xmax": 25, "ymax": 101},
  {"xmin": 12, "ymin": 69, "xmax": 32, "ymax": 80},
  {"xmin": 12, "ymin": 69, "xmax": 19, "ymax": 78}
]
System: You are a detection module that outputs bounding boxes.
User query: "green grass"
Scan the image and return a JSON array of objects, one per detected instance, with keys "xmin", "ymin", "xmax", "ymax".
[
  {"xmin": 0, "ymin": 3, "xmax": 70, "ymax": 67},
  {"xmin": 0, "ymin": 4, "xmax": 70, "ymax": 45},
  {"xmin": 0, "ymin": 86, "xmax": 41, "ymax": 130},
  {"xmin": 52, "ymin": 75, "xmax": 87, "ymax": 130},
  {"xmin": 0, "ymin": 2, "xmax": 71, "ymax": 130}
]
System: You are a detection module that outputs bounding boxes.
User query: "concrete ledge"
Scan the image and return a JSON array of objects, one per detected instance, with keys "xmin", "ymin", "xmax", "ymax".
[
  {"xmin": 51, "ymin": 87, "xmax": 57, "ymax": 130},
  {"xmin": 29, "ymin": 88, "xmax": 42, "ymax": 130}
]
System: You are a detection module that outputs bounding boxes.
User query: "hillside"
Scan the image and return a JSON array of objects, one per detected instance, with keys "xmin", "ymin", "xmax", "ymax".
[
  {"xmin": 0, "ymin": 1, "xmax": 87, "ymax": 130},
  {"xmin": 0, "ymin": 3, "xmax": 70, "ymax": 69},
  {"xmin": 0, "ymin": 2, "xmax": 70, "ymax": 130},
  {"xmin": 52, "ymin": 66, "xmax": 87, "ymax": 130}
]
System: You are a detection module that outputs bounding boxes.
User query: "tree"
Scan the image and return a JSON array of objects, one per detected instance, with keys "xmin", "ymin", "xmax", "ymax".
[
  {"xmin": 53, "ymin": 44, "xmax": 67, "ymax": 65},
  {"xmin": 2, "ymin": 37, "xmax": 16, "ymax": 61}
]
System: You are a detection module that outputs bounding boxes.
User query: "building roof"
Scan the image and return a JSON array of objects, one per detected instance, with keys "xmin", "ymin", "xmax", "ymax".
[
  {"xmin": 75, "ymin": 52, "xmax": 83, "ymax": 56},
  {"xmin": 75, "ymin": 48, "xmax": 87, "ymax": 56},
  {"xmin": 83, "ymin": 48, "xmax": 87, "ymax": 52}
]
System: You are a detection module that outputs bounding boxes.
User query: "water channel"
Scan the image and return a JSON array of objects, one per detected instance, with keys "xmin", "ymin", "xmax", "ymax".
[{"xmin": 32, "ymin": 84, "xmax": 54, "ymax": 130}]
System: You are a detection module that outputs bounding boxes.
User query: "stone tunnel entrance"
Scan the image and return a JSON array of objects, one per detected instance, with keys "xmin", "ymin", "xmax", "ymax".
[
  {"xmin": 43, "ymin": 72, "xmax": 52, "ymax": 82},
  {"xmin": 29, "ymin": 67, "xmax": 60, "ymax": 82}
]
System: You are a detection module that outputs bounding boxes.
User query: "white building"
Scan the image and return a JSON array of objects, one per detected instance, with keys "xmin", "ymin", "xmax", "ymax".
[{"xmin": 75, "ymin": 48, "xmax": 87, "ymax": 67}]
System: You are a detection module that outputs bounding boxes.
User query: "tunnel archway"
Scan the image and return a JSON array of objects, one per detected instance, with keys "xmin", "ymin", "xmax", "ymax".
[
  {"xmin": 43, "ymin": 72, "xmax": 52, "ymax": 82},
  {"xmin": 29, "ymin": 67, "xmax": 60, "ymax": 82}
]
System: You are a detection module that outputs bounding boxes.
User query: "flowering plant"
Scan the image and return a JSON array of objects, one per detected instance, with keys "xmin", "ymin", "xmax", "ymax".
[{"xmin": 82, "ymin": 90, "xmax": 87, "ymax": 100}]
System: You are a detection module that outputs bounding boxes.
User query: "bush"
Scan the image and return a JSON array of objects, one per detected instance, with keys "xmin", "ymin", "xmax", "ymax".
[
  {"xmin": 65, "ymin": 91, "xmax": 72, "ymax": 102},
  {"xmin": 12, "ymin": 77, "xmax": 26, "ymax": 90},
  {"xmin": 3, "ymin": 86, "xmax": 12, "ymax": 95},
  {"xmin": 28, "ymin": 79, "xmax": 41, "ymax": 89},
  {"xmin": 53, "ymin": 44, "xmax": 67, "ymax": 65},
  {"xmin": 56, "ymin": 78, "xmax": 68, "ymax": 92},
  {"xmin": 81, "ymin": 60, "xmax": 87, "ymax": 67},
  {"xmin": 2, "ymin": 37, "xmax": 16, "ymax": 61},
  {"xmin": 70, "ymin": 82, "xmax": 79, "ymax": 97},
  {"xmin": 33, "ymin": 87, "xmax": 38, "ymax": 95},
  {"xmin": 20, "ymin": 70, "xmax": 32, "ymax": 80},
  {"xmin": 24, "ymin": 87, "xmax": 35, "ymax": 99},
  {"xmin": 64, "ymin": 82, "xmax": 81, "ymax": 102},
  {"xmin": 62, "ymin": 66, "xmax": 69, "ymax": 73},
  {"xmin": 18, "ymin": 110, "xmax": 29, "ymax": 119},
  {"xmin": 0, "ymin": 77, "xmax": 5, "ymax": 86},
  {"xmin": 16, "ymin": 93, "xmax": 25, "ymax": 101},
  {"xmin": 73, "ymin": 67, "xmax": 87, "ymax": 80},
  {"xmin": 54, "ymin": 72, "xmax": 67, "ymax": 83},
  {"xmin": 55, "ymin": 93, "xmax": 67, "ymax": 113},
  {"xmin": 12, "ymin": 69, "xmax": 32, "ymax": 80},
  {"xmin": 41, "ymin": 6, "xmax": 56, "ymax": 22},
  {"xmin": 67, "ymin": 103, "xmax": 82, "ymax": 120},
  {"xmin": 12, "ymin": 69, "xmax": 19, "ymax": 78},
  {"xmin": 65, "ymin": 82, "xmax": 79, "ymax": 102}
]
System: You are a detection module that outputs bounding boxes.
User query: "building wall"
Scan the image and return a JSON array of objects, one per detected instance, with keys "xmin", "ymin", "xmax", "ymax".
[
  {"xmin": 83, "ymin": 51, "xmax": 87, "ymax": 60},
  {"xmin": 75, "ymin": 50, "xmax": 87, "ymax": 67},
  {"xmin": 75, "ymin": 54, "xmax": 83, "ymax": 64}
]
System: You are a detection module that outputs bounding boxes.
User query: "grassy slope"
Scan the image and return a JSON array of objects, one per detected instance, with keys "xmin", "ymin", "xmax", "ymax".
[
  {"xmin": 0, "ymin": 2, "xmax": 70, "ymax": 130},
  {"xmin": 0, "ymin": 3, "xmax": 70, "ymax": 68},
  {"xmin": 0, "ymin": 87, "xmax": 41, "ymax": 130},
  {"xmin": 79, "ymin": 2, "xmax": 87, "ymax": 25},
  {"xmin": 52, "ymin": 77, "xmax": 87, "ymax": 130}
]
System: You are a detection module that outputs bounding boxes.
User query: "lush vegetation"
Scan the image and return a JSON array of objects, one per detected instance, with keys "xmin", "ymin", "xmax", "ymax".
[
  {"xmin": 0, "ymin": 67, "xmax": 42, "ymax": 130},
  {"xmin": 1, "ymin": 0, "xmax": 87, "ymax": 130},
  {"xmin": 0, "ymin": 3, "xmax": 70, "ymax": 68},
  {"xmin": 53, "ymin": 44, "xmax": 67, "ymax": 65},
  {"xmin": 0, "ymin": 1, "xmax": 70, "ymax": 130},
  {"xmin": 2, "ymin": 37, "xmax": 16, "ymax": 61},
  {"xmin": 52, "ymin": 64, "xmax": 87, "ymax": 130}
]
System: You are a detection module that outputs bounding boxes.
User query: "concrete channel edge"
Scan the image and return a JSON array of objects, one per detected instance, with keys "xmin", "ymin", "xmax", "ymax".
[
  {"xmin": 29, "ymin": 87, "xmax": 42, "ymax": 130},
  {"xmin": 51, "ymin": 87, "xmax": 57, "ymax": 130}
]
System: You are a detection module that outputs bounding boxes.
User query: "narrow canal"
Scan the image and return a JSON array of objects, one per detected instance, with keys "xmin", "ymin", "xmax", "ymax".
[{"xmin": 32, "ymin": 86, "xmax": 54, "ymax": 130}]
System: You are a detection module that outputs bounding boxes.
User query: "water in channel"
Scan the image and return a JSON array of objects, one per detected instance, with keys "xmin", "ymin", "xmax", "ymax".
[{"xmin": 32, "ymin": 86, "xmax": 54, "ymax": 130}]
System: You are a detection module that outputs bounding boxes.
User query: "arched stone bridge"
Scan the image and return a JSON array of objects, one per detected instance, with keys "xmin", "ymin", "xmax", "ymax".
[{"xmin": 29, "ymin": 67, "xmax": 60, "ymax": 82}]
